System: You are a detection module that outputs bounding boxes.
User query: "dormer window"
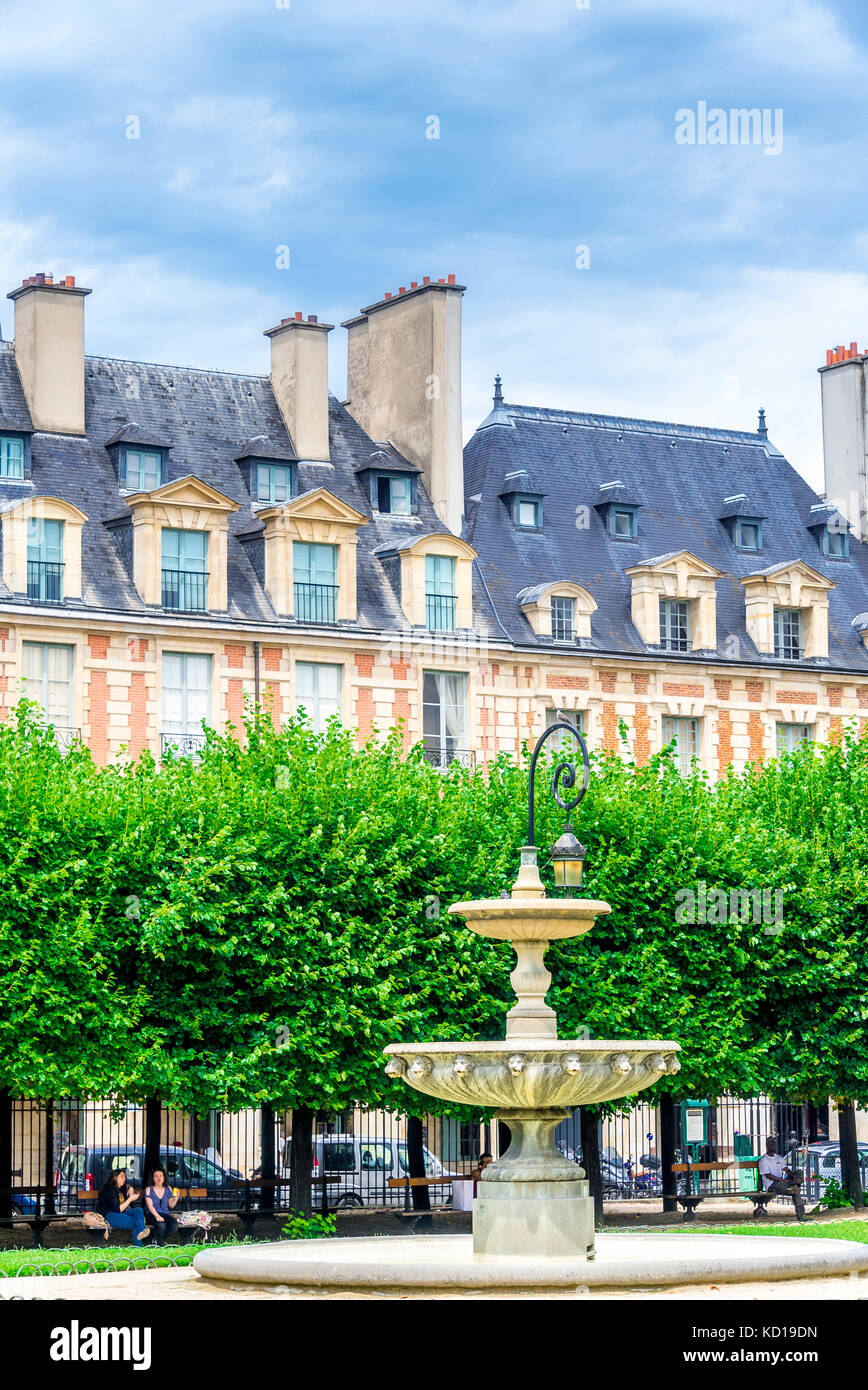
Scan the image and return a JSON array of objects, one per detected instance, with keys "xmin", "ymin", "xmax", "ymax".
[
  {"xmin": 823, "ymin": 525, "xmax": 849, "ymax": 559},
  {"xmin": 611, "ymin": 506, "xmax": 637, "ymax": 539},
  {"xmin": 27, "ymin": 518, "xmax": 64, "ymax": 602},
  {"xmin": 735, "ymin": 517, "xmax": 763, "ymax": 551},
  {"xmin": 515, "ymin": 495, "xmax": 542, "ymax": 530},
  {"xmin": 162, "ymin": 527, "xmax": 208, "ymax": 612},
  {"xmin": 425, "ymin": 554, "xmax": 457, "ymax": 631},
  {"xmin": 660, "ymin": 598, "xmax": 690, "ymax": 652},
  {"xmin": 256, "ymin": 463, "xmax": 293, "ymax": 504},
  {"xmin": 774, "ymin": 607, "xmax": 803, "ymax": 661},
  {"xmin": 551, "ymin": 595, "xmax": 575, "ymax": 641},
  {"xmin": 0, "ymin": 434, "xmax": 25, "ymax": 480},
  {"xmin": 377, "ymin": 474, "xmax": 413, "ymax": 515},
  {"xmin": 124, "ymin": 448, "xmax": 163, "ymax": 492}
]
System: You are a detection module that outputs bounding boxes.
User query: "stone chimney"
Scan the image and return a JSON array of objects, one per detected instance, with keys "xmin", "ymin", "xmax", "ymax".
[
  {"xmin": 7, "ymin": 273, "xmax": 91, "ymax": 435},
  {"xmin": 819, "ymin": 341, "xmax": 868, "ymax": 540},
  {"xmin": 342, "ymin": 276, "xmax": 465, "ymax": 534},
  {"xmin": 264, "ymin": 312, "xmax": 332, "ymax": 462}
]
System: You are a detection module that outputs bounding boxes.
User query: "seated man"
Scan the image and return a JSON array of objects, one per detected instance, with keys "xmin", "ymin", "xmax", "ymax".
[{"xmin": 757, "ymin": 1136, "xmax": 808, "ymax": 1221}]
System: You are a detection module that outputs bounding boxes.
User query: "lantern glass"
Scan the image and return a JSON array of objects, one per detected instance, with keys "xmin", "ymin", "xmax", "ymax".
[{"xmin": 552, "ymin": 855, "xmax": 584, "ymax": 890}]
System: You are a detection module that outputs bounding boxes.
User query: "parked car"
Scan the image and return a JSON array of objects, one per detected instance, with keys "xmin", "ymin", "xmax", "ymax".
[
  {"xmin": 289, "ymin": 1134, "xmax": 447, "ymax": 1208},
  {"xmin": 803, "ymin": 1140, "xmax": 868, "ymax": 1197},
  {"xmin": 55, "ymin": 1144, "xmax": 248, "ymax": 1212}
]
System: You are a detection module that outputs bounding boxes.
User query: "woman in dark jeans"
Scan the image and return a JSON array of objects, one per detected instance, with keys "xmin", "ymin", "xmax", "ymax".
[
  {"xmin": 143, "ymin": 1165, "xmax": 180, "ymax": 1245},
  {"xmin": 97, "ymin": 1169, "xmax": 150, "ymax": 1244}
]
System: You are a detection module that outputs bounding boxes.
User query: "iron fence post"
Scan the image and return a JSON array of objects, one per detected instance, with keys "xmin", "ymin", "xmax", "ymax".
[
  {"xmin": 660, "ymin": 1093, "xmax": 677, "ymax": 1214},
  {"xmin": 0, "ymin": 1090, "xmax": 11, "ymax": 1221}
]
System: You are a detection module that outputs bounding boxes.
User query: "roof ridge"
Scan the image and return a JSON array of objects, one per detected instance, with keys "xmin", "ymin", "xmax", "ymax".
[
  {"xmin": 501, "ymin": 403, "xmax": 766, "ymax": 445},
  {"xmin": 85, "ymin": 353, "xmax": 271, "ymax": 383}
]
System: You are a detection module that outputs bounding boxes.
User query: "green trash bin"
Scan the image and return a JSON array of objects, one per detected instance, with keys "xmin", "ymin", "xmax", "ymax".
[{"xmin": 734, "ymin": 1133, "xmax": 759, "ymax": 1191}]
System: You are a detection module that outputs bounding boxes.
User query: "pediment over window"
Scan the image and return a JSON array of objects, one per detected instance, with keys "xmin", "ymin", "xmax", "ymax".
[
  {"xmin": 261, "ymin": 486, "xmax": 366, "ymax": 528},
  {"xmin": 256, "ymin": 488, "xmax": 367, "ymax": 620},
  {"xmin": 741, "ymin": 560, "xmax": 835, "ymax": 658},
  {"xmin": 123, "ymin": 476, "xmax": 238, "ymax": 610},
  {"xmin": 127, "ymin": 475, "xmax": 239, "ymax": 513},
  {"xmin": 741, "ymin": 560, "xmax": 834, "ymax": 607},
  {"xmin": 624, "ymin": 551, "xmax": 723, "ymax": 650}
]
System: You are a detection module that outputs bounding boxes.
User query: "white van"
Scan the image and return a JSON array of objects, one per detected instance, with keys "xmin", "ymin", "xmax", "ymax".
[{"xmin": 306, "ymin": 1134, "xmax": 447, "ymax": 1209}]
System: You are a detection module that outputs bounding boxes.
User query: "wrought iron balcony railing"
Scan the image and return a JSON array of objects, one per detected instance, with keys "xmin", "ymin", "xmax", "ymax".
[
  {"xmin": 161, "ymin": 731, "xmax": 207, "ymax": 758},
  {"xmin": 294, "ymin": 582, "xmax": 338, "ymax": 624},
  {"xmin": 27, "ymin": 560, "xmax": 64, "ymax": 603},
  {"xmin": 425, "ymin": 592, "xmax": 457, "ymax": 632},
  {"xmin": 422, "ymin": 745, "xmax": 475, "ymax": 772},
  {"xmin": 45, "ymin": 724, "xmax": 80, "ymax": 751},
  {"xmin": 162, "ymin": 569, "xmax": 208, "ymax": 612}
]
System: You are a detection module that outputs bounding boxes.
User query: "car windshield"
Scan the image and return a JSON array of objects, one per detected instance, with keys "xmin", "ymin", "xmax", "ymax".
[
  {"xmin": 359, "ymin": 1142, "xmax": 392, "ymax": 1172},
  {"xmin": 182, "ymin": 1154, "xmax": 226, "ymax": 1184},
  {"xmin": 59, "ymin": 1149, "xmax": 86, "ymax": 1182},
  {"xmin": 396, "ymin": 1144, "xmax": 438, "ymax": 1176},
  {"xmin": 321, "ymin": 1143, "xmax": 356, "ymax": 1173}
]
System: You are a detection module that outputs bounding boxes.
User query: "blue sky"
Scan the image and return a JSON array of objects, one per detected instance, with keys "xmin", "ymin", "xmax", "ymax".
[{"xmin": 3, "ymin": 0, "xmax": 868, "ymax": 488}]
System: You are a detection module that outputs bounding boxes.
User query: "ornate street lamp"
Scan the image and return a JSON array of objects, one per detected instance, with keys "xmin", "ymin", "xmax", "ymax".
[{"xmin": 527, "ymin": 719, "xmax": 590, "ymax": 896}]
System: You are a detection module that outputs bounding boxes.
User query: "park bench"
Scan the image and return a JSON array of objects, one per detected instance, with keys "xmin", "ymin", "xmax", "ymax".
[
  {"xmin": 670, "ymin": 1159, "xmax": 795, "ymax": 1220},
  {"xmin": 76, "ymin": 1186, "xmax": 209, "ymax": 1244},
  {"xmin": 387, "ymin": 1174, "xmax": 465, "ymax": 1230}
]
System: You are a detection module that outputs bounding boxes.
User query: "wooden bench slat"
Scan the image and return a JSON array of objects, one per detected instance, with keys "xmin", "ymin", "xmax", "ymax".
[{"xmin": 387, "ymin": 1175, "xmax": 462, "ymax": 1188}]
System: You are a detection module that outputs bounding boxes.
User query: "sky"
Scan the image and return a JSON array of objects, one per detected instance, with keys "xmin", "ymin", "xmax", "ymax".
[{"xmin": 3, "ymin": 0, "xmax": 868, "ymax": 489}]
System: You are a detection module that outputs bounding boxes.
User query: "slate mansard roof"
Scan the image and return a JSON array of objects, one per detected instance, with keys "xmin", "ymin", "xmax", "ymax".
[
  {"xmin": 463, "ymin": 400, "xmax": 868, "ymax": 671},
  {"xmin": 0, "ymin": 342, "xmax": 453, "ymax": 631}
]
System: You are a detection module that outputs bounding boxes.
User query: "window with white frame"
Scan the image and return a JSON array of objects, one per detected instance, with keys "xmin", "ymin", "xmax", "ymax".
[
  {"xmin": 544, "ymin": 707, "xmax": 586, "ymax": 751},
  {"xmin": 774, "ymin": 607, "xmax": 802, "ymax": 660},
  {"xmin": 124, "ymin": 449, "xmax": 163, "ymax": 491},
  {"xmin": 550, "ymin": 595, "xmax": 575, "ymax": 641},
  {"xmin": 662, "ymin": 715, "xmax": 700, "ymax": 775},
  {"xmin": 377, "ymin": 475, "xmax": 413, "ymax": 515},
  {"xmin": 659, "ymin": 598, "xmax": 690, "ymax": 651},
  {"xmin": 22, "ymin": 642, "xmax": 73, "ymax": 731},
  {"xmin": 776, "ymin": 722, "xmax": 812, "ymax": 754},
  {"xmin": 295, "ymin": 662, "xmax": 342, "ymax": 733},
  {"xmin": 256, "ymin": 463, "xmax": 293, "ymax": 504},
  {"xmin": 422, "ymin": 670, "xmax": 468, "ymax": 769},
  {"xmin": 161, "ymin": 652, "xmax": 211, "ymax": 754}
]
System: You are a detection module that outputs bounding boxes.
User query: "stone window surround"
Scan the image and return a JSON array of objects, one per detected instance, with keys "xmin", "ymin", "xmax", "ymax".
[
  {"xmin": 390, "ymin": 532, "xmax": 477, "ymax": 631},
  {"xmin": 124, "ymin": 476, "xmax": 239, "ymax": 612},
  {"xmin": 624, "ymin": 551, "xmax": 723, "ymax": 652},
  {"xmin": 13, "ymin": 622, "xmax": 85, "ymax": 732},
  {"xmin": 0, "ymin": 495, "xmax": 88, "ymax": 601},
  {"xmin": 256, "ymin": 486, "xmax": 367, "ymax": 621},
  {"xmin": 519, "ymin": 581, "xmax": 597, "ymax": 641},
  {"xmin": 741, "ymin": 561, "xmax": 835, "ymax": 661}
]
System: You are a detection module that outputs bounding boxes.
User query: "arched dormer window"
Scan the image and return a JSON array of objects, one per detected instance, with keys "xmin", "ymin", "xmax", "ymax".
[
  {"xmin": 517, "ymin": 581, "xmax": 597, "ymax": 642},
  {"xmin": 0, "ymin": 495, "xmax": 88, "ymax": 602}
]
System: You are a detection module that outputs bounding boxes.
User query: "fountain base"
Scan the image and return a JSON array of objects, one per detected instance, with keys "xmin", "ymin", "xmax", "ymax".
[{"xmin": 474, "ymin": 1180, "xmax": 594, "ymax": 1259}]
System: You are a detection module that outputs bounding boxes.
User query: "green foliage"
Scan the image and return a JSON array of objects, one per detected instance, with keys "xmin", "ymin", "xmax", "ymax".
[
  {"xmin": 281, "ymin": 1210, "xmax": 336, "ymax": 1240},
  {"xmin": 2, "ymin": 698, "xmax": 868, "ymax": 1119}
]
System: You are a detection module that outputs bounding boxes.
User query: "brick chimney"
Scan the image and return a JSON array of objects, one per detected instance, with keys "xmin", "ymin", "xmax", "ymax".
[
  {"xmin": 7, "ymin": 274, "xmax": 91, "ymax": 435},
  {"xmin": 264, "ymin": 313, "xmax": 332, "ymax": 462},
  {"xmin": 819, "ymin": 343, "xmax": 868, "ymax": 540},
  {"xmin": 342, "ymin": 277, "xmax": 465, "ymax": 534}
]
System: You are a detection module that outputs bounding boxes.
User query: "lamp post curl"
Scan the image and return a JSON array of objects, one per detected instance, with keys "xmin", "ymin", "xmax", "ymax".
[{"xmin": 527, "ymin": 721, "xmax": 591, "ymax": 894}]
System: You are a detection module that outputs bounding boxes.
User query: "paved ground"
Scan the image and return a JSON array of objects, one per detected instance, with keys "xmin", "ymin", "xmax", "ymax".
[{"xmin": 2, "ymin": 1264, "xmax": 867, "ymax": 1300}]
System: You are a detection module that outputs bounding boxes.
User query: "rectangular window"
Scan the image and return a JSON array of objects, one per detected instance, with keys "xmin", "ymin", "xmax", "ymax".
[
  {"xmin": 124, "ymin": 449, "xmax": 162, "ymax": 491},
  {"xmin": 611, "ymin": 507, "xmax": 636, "ymax": 538},
  {"xmin": 659, "ymin": 598, "xmax": 690, "ymax": 651},
  {"xmin": 22, "ymin": 642, "xmax": 73, "ymax": 733},
  {"xmin": 161, "ymin": 652, "xmax": 211, "ymax": 755},
  {"xmin": 161, "ymin": 528, "xmax": 209, "ymax": 611},
  {"xmin": 774, "ymin": 607, "xmax": 802, "ymax": 660},
  {"xmin": 0, "ymin": 435, "xmax": 25, "ymax": 480},
  {"xmin": 422, "ymin": 670, "xmax": 468, "ymax": 769},
  {"xmin": 777, "ymin": 722, "xmax": 812, "ymax": 754},
  {"xmin": 26, "ymin": 518, "xmax": 64, "ymax": 602},
  {"xmin": 824, "ymin": 527, "xmax": 849, "ymax": 558},
  {"xmin": 544, "ymin": 707, "xmax": 586, "ymax": 752},
  {"xmin": 293, "ymin": 542, "xmax": 338, "ymax": 623},
  {"xmin": 662, "ymin": 715, "xmax": 700, "ymax": 775},
  {"xmin": 295, "ymin": 662, "xmax": 342, "ymax": 733},
  {"xmin": 377, "ymin": 475, "xmax": 412, "ymax": 515},
  {"xmin": 256, "ymin": 463, "xmax": 292, "ymax": 503},
  {"xmin": 424, "ymin": 554, "xmax": 457, "ymax": 631},
  {"xmin": 736, "ymin": 518, "xmax": 762, "ymax": 551},
  {"xmin": 515, "ymin": 497, "xmax": 541, "ymax": 529},
  {"xmin": 551, "ymin": 596, "xmax": 575, "ymax": 641}
]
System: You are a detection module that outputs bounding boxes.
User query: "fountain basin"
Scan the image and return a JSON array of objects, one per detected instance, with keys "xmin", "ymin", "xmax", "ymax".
[
  {"xmin": 448, "ymin": 897, "xmax": 610, "ymax": 941},
  {"xmin": 384, "ymin": 1039, "xmax": 680, "ymax": 1109}
]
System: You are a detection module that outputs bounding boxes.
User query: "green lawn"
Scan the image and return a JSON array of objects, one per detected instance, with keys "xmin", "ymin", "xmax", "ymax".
[
  {"xmin": 0, "ymin": 1243, "xmax": 198, "ymax": 1279},
  {"xmin": 675, "ymin": 1220, "xmax": 868, "ymax": 1243}
]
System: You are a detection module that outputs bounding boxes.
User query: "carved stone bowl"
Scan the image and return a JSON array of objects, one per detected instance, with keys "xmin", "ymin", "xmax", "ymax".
[{"xmin": 384, "ymin": 1039, "xmax": 681, "ymax": 1110}]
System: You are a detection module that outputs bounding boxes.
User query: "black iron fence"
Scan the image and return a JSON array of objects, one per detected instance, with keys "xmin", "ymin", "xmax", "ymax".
[{"xmin": 0, "ymin": 1092, "xmax": 855, "ymax": 1233}]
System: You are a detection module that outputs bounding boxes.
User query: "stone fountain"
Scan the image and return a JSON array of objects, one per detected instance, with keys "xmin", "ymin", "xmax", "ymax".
[{"xmin": 384, "ymin": 843, "xmax": 680, "ymax": 1260}]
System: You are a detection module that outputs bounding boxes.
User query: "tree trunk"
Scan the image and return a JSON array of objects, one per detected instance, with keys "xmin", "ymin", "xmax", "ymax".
[
  {"xmin": 406, "ymin": 1115, "xmax": 431, "ymax": 1214},
  {"xmin": 144, "ymin": 1097, "xmax": 162, "ymax": 1185},
  {"xmin": 259, "ymin": 1105, "xmax": 276, "ymax": 1215},
  {"xmin": 579, "ymin": 1106, "xmax": 603, "ymax": 1226},
  {"xmin": 288, "ymin": 1106, "xmax": 314, "ymax": 1217},
  {"xmin": 0, "ymin": 1089, "xmax": 11, "ymax": 1220},
  {"xmin": 837, "ymin": 1098, "xmax": 864, "ymax": 1209},
  {"xmin": 660, "ymin": 1093, "xmax": 677, "ymax": 1214}
]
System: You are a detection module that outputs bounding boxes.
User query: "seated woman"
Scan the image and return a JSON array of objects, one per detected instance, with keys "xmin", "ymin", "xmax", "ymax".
[
  {"xmin": 143, "ymin": 1165, "xmax": 180, "ymax": 1245},
  {"xmin": 97, "ymin": 1168, "xmax": 150, "ymax": 1244}
]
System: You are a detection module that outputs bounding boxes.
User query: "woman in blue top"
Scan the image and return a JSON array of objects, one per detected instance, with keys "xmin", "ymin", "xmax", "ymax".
[
  {"xmin": 97, "ymin": 1168, "xmax": 150, "ymax": 1244},
  {"xmin": 143, "ymin": 1165, "xmax": 180, "ymax": 1245}
]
